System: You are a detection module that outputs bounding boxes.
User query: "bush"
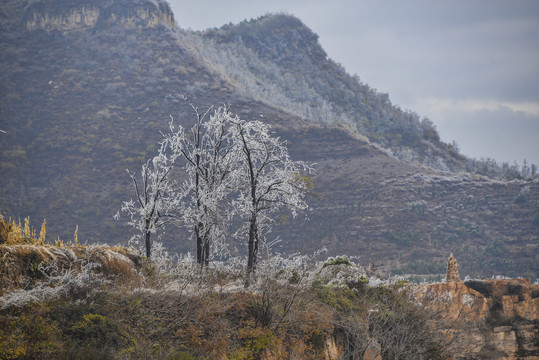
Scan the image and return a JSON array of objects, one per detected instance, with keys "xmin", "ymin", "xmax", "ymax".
[
  {"xmin": 322, "ymin": 255, "xmax": 352, "ymax": 268},
  {"xmin": 0, "ymin": 249, "xmax": 457, "ymax": 359},
  {"xmin": 0, "ymin": 302, "xmax": 63, "ymax": 359},
  {"xmin": 317, "ymin": 285, "xmax": 361, "ymax": 312},
  {"xmin": 514, "ymin": 193, "xmax": 526, "ymax": 204},
  {"xmin": 68, "ymin": 313, "xmax": 135, "ymax": 357}
]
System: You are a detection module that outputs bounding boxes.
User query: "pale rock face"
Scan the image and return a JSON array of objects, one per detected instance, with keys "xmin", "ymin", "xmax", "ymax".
[
  {"xmin": 413, "ymin": 281, "xmax": 489, "ymax": 321},
  {"xmin": 517, "ymin": 324, "xmax": 539, "ymax": 352},
  {"xmin": 514, "ymin": 294, "xmax": 539, "ymax": 321},
  {"xmin": 26, "ymin": 8, "xmax": 100, "ymax": 31},
  {"xmin": 323, "ymin": 336, "xmax": 342, "ymax": 360},
  {"xmin": 490, "ymin": 326, "xmax": 518, "ymax": 357},
  {"xmin": 113, "ymin": 7, "xmax": 174, "ymax": 30},
  {"xmin": 24, "ymin": 1, "xmax": 174, "ymax": 32}
]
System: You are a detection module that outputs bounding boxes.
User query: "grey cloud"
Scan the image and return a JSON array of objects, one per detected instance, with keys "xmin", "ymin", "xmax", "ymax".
[
  {"xmin": 316, "ymin": 3, "xmax": 539, "ymax": 102},
  {"xmin": 438, "ymin": 106, "xmax": 539, "ymax": 165}
]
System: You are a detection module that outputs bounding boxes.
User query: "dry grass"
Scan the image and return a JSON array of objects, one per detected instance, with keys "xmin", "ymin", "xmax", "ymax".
[
  {"xmin": 0, "ymin": 244, "xmax": 143, "ymax": 296},
  {"xmin": 0, "ymin": 216, "xmax": 144, "ymax": 293}
]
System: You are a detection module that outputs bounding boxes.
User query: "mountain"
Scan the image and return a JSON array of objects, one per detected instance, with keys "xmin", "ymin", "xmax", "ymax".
[
  {"xmin": 0, "ymin": 0, "xmax": 537, "ymax": 278},
  {"xmin": 187, "ymin": 14, "xmax": 465, "ymax": 171}
]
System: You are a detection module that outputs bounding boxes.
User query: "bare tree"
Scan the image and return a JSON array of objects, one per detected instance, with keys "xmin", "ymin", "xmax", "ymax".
[
  {"xmin": 229, "ymin": 117, "xmax": 313, "ymax": 274},
  {"xmin": 165, "ymin": 106, "xmax": 237, "ymax": 265},
  {"xmin": 121, "ymin": 105, "xmax": 313, "ymax": 270},
  {"xmin": 119, "ymin": 140, "xmax": 179, "ymax": 258}
]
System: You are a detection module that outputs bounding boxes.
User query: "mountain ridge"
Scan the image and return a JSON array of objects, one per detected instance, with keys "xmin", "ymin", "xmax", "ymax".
[{"xmin": 186, "ymin": 13, "xmax": 467, "ymax": 172}]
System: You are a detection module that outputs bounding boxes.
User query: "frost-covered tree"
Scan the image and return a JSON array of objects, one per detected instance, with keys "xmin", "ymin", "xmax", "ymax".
[
  {"xmin": 229, "ymin": 117, "xmax": 314, "ymax": 274},
  {"xmin": 165, "ymin": 106, "xmax": 237, "ymax": 265},
  {"xmin": 121, "ymin": 104, "xmax": 313, "ymax": 269},
  {"xmin": 119, "ymin": 140, "xmax": 180, "ymax": 258}
]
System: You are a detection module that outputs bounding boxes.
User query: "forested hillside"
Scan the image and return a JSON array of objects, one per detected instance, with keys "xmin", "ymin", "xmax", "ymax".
[{"xmin": 0, "ymin": 0, "xmax": 537, "ymax": 278}]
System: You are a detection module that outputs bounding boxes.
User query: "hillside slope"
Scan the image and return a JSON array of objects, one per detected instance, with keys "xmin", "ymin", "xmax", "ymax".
[{"xmin": 0, "ymin": 0, "xmax": 537, "ymax": 277}]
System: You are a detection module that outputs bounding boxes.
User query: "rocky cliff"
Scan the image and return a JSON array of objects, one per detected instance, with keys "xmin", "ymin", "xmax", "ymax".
[
  {"xmin": 415, "ymin": 279, "xmax": 539, "ymax": 359},
  {"xmin": 24, "ymin": 0, "xmax": 174, "ymax": 32},
  {"xmin": 322, "ymin": 277, "xmax": 538, "ymax": 360}
]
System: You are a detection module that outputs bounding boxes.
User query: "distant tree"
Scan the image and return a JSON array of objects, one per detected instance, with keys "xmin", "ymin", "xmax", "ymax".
[
  {"xmin": 450, "ymin": 140, "xmax": 460, "ymax": 154},
  {"xmin": 521, "ymin": 159, "xmax": 530, "ymax": 178},
  {"xmin": 119, "ymin": 140, "xmax": 180, "ymax": 258},
  {"xmin": 420, "ymin": 117, "xmax": 440, "ymax": 143},
  {"xmin": 229, "ymin": 117, "xmax": 313, "ymax": 274}
]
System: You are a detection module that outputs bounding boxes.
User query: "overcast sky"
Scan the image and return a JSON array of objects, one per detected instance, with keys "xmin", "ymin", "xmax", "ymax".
[{"xmin": 168, "ymin": 0, "xmax": 539, "ymax": 166}]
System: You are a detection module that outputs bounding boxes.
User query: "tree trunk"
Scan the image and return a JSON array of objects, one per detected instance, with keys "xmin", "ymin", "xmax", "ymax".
[
  {"xmin": 196, "ymin": 223, "xmax": 203, "ymax": 264},
  {"xmin": 145, "ymin": 228, "xmax": 151, "ymax": 258},
  {"xmin": 196, "ymin": 222, "xmax": 210, "ymax": 266},
  {"xmin": 247, "ymin": 214, "xmax": 258, "ymax": 274},
  {"xmin": 197, "ymin": 237, "xmax": 210, "ymax": 266},
  {"xmin": 203, "ymin": 238, "xmax": 209, "ymax": 266},
  {"xmin": 196, "ymin": 233, "xmax": 202, "ymax": 264}
]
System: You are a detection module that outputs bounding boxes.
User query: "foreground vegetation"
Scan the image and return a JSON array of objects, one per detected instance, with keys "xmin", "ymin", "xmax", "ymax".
[{"xmin": 0, "ymin": 216, "xmax": 458, "ymax": 359}]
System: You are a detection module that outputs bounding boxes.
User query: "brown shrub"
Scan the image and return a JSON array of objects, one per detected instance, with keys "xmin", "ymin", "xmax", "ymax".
[
  {"xmin": 88, "ymin": 246, "xmax": 139, "ymax": 282},
  {"xmin": 0, "ymin": 245, "xmax": 58, "ymax": 293},
  {"xmin": 0, "ymin": 243, "xmax": 144, "ymax": 294}
]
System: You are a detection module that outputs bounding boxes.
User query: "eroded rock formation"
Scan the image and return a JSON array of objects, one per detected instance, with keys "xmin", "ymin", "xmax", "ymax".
[
  {"xmin": 414, "ymin": 278, "xmax": 539, "ymax": 359},
  {"xmin": 446, "ymin": 253, "xmax": 461, "ymax": 282}
]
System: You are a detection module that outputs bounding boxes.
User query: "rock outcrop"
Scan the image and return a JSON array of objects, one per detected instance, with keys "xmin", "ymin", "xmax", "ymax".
[
  {"xmin": 24, "ymin": 0, "xmax": 174, "ymax": 32},
  {"xmin": 414, "ymin": 278, "xmax": 539, "ymax": 359},
  {"xmin": 446, "ymin": 253, "xmax": 461, "ymax": 282}
]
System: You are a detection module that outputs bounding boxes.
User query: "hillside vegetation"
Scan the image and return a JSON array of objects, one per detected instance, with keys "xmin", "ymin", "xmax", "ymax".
[
  {"xmin": 0, "ymin": 219, "xmax": 477, "ymax": 359},
  {"xmin": 186, "ymin": 14, "xmax": 462, "ymax": 171},
  {"xmin": 2, "ymin": 218, "xmax": 538, "ymax": 359}
]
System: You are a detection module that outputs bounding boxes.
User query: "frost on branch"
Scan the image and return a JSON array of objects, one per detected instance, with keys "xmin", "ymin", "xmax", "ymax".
[
  {"xmin": 229, "ymin": 116, "xmax": 314, "ymax": 274},
  {"xmin": 120, "ymin": 137, "xmax": 181, "ymax": 258},
  {"xmin": 164, "ymin": 106, "xmax": 238, "ymax": 265},
  {"xmin": 0, "ymin": 260, "xmax": 105, "ymax": 310},
  {"xmin": 163, "ymin": 105, "xmax": 314, "ymax": 271},
  {"xmin": 120, "ymin": 104, "xmax": 314, "ymax": 271}
]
